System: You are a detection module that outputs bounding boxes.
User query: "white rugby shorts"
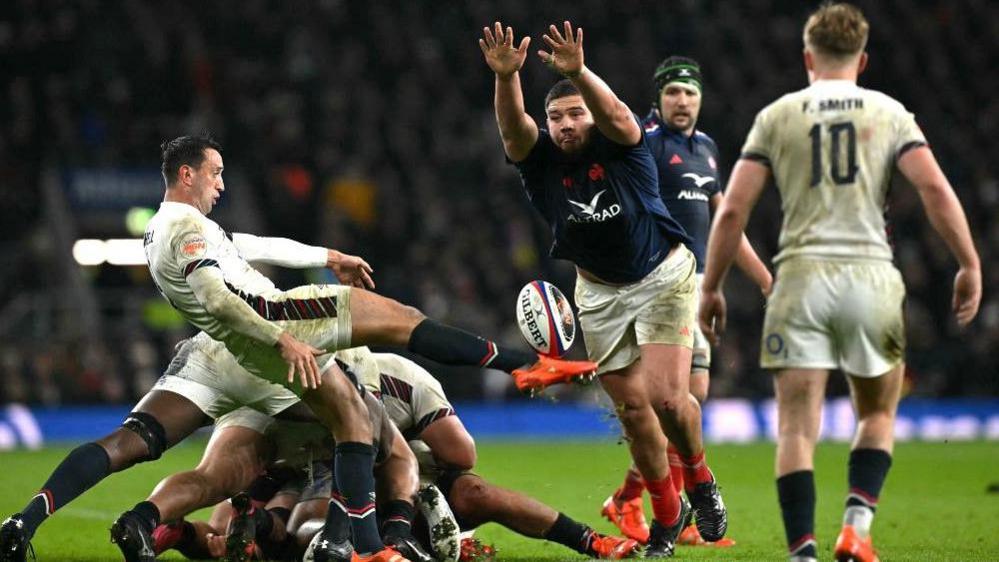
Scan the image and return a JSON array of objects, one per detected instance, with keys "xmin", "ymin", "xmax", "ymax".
[
  {"xmin": 153, "ymin": 333, "xmax": 302, "ymax": 419},
  {"xmin": 574, "ymin": 245, "xmax": 697, "ymax": 374},
  {"xmin": 761, "ymin": 258, "xmax": 905, "ymax": 377}
]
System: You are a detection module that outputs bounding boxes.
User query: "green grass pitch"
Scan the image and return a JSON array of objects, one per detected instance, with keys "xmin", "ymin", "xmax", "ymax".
[{"xmin": 1, "ymin": 440, "xmax": 997, "ymax": 561}]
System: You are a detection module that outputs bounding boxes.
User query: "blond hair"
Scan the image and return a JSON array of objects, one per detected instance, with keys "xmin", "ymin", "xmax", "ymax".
[{"xmin": 803, "ymin": 2, "xmax": 869, "ymax": 62}]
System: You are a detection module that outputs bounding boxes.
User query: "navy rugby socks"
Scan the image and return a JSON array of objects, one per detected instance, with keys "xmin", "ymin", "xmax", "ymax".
[
  {"xmin": 332, "ymin": 442, "xmax": 383, "ymax": 554},
  {"xmin": 408, "ymin": 319, "xmax": 536, "ymax": 372},
  {"xmin": 777, "ymin": 470, "xmax": 817, "ymax": 559},
  {"xmin": 543, "ymin": 512, "xmax": 595, "ymax": 555},
  {"xmin": 843, "ymin": 448, "xmax": 892, "ymax": 537},
  {"xmin": 18, "ymin": 442, "xmax": 112, "ymax": 537},
  {"xmin": 129, "ymin": 500, "xmax": 162, "ymax": 532},
  {"xmin": 381, "ymin": 499, "xmax": 416, "ymax": 538}
]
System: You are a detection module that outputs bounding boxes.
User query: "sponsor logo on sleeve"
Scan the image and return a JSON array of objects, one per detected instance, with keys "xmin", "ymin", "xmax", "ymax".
[{"xmin": 179, "ymin": 232, "xmax": 207, "ymax": 259}]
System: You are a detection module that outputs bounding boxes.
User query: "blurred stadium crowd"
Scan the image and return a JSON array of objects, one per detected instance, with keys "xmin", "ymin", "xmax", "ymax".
[{"xmin": 0, "ymin": 0, "xmax": 996, "ymax": 405}]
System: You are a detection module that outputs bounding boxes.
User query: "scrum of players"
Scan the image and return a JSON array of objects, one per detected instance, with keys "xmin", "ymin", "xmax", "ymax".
[{"xmin": 0, "ymin": 2, "xmax": 981, "ymax": 562}]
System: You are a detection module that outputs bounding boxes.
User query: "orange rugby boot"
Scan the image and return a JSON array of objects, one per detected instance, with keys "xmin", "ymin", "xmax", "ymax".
[
  {"xmin": 676, "ymin": 523, "xmax": 736, "ymax": 547},
  {"xmin": 512, "ymin": 355, "xmax": 597, "ymax": 393},
  {"xmin": 352, "ymin": 547, "xmax": 410, "ymax": 562},
  {"xmin": 834, "ymin": 525, "xmax": 879, "ymax": 562},
  {"xmin": 600, "ymin": 493, "xmax": 650, "ymax": 544},
  {"xmin": 587, "ymin": 533, "xmax": 641, "ymax": 559}
]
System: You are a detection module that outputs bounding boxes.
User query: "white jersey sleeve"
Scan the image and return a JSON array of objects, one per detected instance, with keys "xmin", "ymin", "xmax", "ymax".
[
  {"xmin": 145, "ymin": 202, "xmax": 287, "ymax": 348},
  {"xmin": 231, "ymin": 233, "xmax": 328, "ymax": 268},
  {"xmin": 740, "ymin": 81, "xmax": 927, "ymax": 264}
]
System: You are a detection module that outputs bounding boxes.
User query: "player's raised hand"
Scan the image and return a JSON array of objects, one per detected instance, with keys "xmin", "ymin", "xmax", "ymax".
[
  {"xmin": 538, "ymin": 21, "xmax": 584, "ymax": 78},
  {"xmin": 276, "ymin": 332, "xmax": 325, "ymax": 389},
  {"xmin": 479, "ymin": 22, "xmax": 530, "ymax": 78},
  {"xmin": 327, "ymin": 249, "xmax": 375, "ymax": 289},
  {"xmin": 699, "ymin": 289, "xmax": 727, "ymax": 346},
  {"xmin": 952, "ymin": 266, "xmax": 981, "ymax": 327}
]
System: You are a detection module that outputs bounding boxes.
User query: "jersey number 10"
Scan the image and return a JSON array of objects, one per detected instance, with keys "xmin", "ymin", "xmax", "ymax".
[{"xmin": 809, "ymin": 121, "xmax": 858, "ymax": 187}]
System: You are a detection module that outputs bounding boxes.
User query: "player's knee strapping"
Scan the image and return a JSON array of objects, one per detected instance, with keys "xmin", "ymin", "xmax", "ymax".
[{"xmin": 122, "ymin": 411, "xmax": 168, "ymax": 462}]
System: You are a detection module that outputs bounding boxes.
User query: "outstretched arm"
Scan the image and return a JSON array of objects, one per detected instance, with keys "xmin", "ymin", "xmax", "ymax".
[
  {"xmin": 479, "ymin": 22, "xmax": 538, "ymax": 162},
  {"xmin": 537, "ymin": 21, "xmax": 640, "ymax": 146},
  {"xmin": 897, "ymin": 146, "xmax": 981, "ymax": 326},
  {"xmin": 232, "ymin": 233, "xmax": 374, "ymax": 289}
]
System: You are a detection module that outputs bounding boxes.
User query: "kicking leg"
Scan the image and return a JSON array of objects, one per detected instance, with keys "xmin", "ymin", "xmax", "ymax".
[{"xmin": 348, "ymin": 288, "xmax": 594, "ymax": 388}]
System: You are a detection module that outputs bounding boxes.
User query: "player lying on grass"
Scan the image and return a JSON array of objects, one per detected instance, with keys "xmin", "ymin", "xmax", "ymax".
[
  {"xmin": 154, "ymin": 442, "xmax": 453, "ymax": 562},
  {"xmin": 146, "ymin": 388, "xmax": 433, "ymax": 562}
]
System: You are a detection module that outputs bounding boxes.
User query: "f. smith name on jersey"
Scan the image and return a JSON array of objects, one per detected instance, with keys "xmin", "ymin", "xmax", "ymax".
[{"xmin": 805, "ymin": 98, "xmax": 865, "ymax": 112}]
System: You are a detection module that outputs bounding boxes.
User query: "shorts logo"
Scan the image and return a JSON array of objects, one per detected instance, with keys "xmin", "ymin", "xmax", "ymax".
[
  {"xmin": 179, "ymin": 233, "xmax": 207, "ymax": 258},
  {"xmin": 765, "ymin": 333, "xmax": 787, "ymax": 358},
  {"xmin": 679, "ymin": 326, "xmax": 691, "ymax": 337}
]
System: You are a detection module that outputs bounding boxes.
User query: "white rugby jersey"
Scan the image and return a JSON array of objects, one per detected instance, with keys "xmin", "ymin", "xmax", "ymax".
[
  {"xmin": 741, "ymin": 80, "xmax": 926, "ymax": 264},
  {"xmin": 144, "ymin": 201, "xmax": 328, "ymax": 353},
  {"xmin": 371, "ymin": 352, "xmax": 455, "ymax": 441}
]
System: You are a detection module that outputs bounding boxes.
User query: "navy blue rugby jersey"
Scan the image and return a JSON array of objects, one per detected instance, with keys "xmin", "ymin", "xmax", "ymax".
[
  {"xmin": 512, "ymin": 121, "xmax": 690, "ymax": 284},
  {"xmin": 644, "ymin": 110, "xmax": 722, "ymax": 273}
]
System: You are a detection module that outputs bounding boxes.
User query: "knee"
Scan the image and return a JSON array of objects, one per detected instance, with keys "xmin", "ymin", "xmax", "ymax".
[
  {"xmin": 392, "ymin": 303, "xmax": 426, "ymax": 341},
  {"xmin": 448, "ymin": 477, "xmax": 491, "ymax": 526},
  {"xmin": 656, "ymin": 383, "xmax": 695, "ymax": 418},
  {"xmin": 615, "ymin": 400, "xmax": 656, "ymax": 433},
  {"xmin": 196, "ymin": 466, "xmax": 251, "ymax": 501},
  {"xmin": 98, "ymin": 421, "xmax": 164, "ymax": 472},
  {"xmin": 689, "ymin": 373, "xmax": 709, "ymax": 404}
]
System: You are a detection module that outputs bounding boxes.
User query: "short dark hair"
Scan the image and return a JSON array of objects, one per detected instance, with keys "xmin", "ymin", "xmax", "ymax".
[
  {"xmin": 544, "ymin": 79, "xmax": 581, "ymax": 111},
  {"xmin": 160, "ymin": 134, "xmax": 222, "ymax": 185}
]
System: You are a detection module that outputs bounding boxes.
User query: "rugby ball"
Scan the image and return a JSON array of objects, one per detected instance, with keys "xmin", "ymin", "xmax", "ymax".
[{"xmin": 515, "ymin": 280, "xmax": 576, "ymax": 357}]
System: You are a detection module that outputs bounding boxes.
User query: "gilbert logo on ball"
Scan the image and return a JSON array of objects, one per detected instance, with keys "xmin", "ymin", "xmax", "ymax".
[{"xmin": 516, "ymin": 281, "xmax": 576, "ymax": 357}]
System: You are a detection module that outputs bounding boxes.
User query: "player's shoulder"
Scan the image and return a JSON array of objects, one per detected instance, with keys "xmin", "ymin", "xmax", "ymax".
[
  {"xmin": 759, "ymin": 86, "xmax": 813, "ymax": 117},
  {"xmin": 855, "ymin": 85, "xmax": 910, "ymax": 114},
  {"xmin": 150, "ymin": 203, "xmax": 214, "ymax": 239},
  {"xmin": 693, "ymin": 130, "xmax": 719, "ymax": 151}
]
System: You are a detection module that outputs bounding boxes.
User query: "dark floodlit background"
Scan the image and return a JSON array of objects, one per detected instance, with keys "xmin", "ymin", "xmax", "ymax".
[{"xmin": 0, "ymin": 0, "xmax": 996, "ymax": 413}]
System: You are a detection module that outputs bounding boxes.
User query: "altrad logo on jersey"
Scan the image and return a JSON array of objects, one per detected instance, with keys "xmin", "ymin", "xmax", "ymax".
[
  {"xmin": 677, "ymin": 190, "xmax": 709, "ymax": 201},
  {"xmin": 567, "ymin": 189, "xmax": 622, "ymax": 223}
]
